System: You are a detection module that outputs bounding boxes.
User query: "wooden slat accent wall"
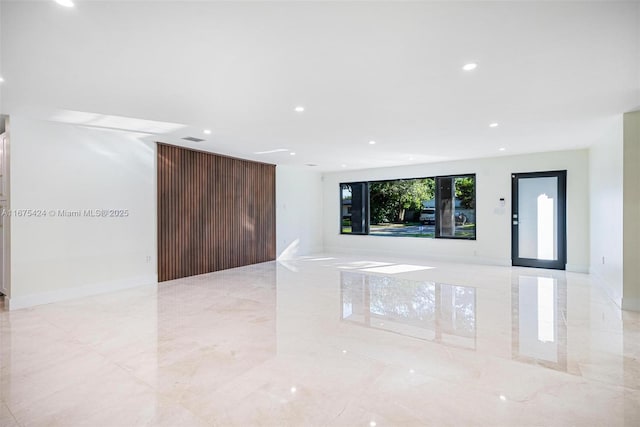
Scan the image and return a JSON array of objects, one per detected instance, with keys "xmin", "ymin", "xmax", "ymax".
[{"xmin": 157, "ymin": 143, "xmax": 276, "ymax": 282}]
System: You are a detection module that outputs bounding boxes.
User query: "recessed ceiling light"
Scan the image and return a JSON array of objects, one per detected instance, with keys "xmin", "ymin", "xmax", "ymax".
[
  {"xmin": 0, "ymin": 76, "xmax": 4, "ymax": 83},
  {"xmin": 203, "ymin": 129, "xmax": 212, "ymax": 135},
  {"xmin": 294, "ymin": 106, "xmax": 305, "ymax": 112},
  {"xmin": 489, "ymin": 123, "xmax": 499, "ymax": 128},
  {"xmin": 290, "ymin": 152, "xmax": 296, "ymax": 156},
  {"xmin": 368, "ymin": 140, "xmax": 376, "ymax": 145},
  {"xmin": 254, "ymin": 149, "xmax": 289, "ymax": 154},
  {"xmin": 409, "ymin": 156, "xmax": 414, "ymax": 161},
  {"xmin": 54, "ymin": 0, "xmax": 75, "ymax": 7},
  {"xmin": 499, "ymin": 147, "xmax": 506, "ymax": 151},
  {"xmin": 462, "ymin": 63, "xmax": 478, "ymax": 71},
  {"xmin": 341, "ymin": 164, "xmax": 347, "ymax": 168}
]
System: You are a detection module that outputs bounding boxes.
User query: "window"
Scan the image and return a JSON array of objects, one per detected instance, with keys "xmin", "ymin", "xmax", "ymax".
[
  {"xmin": 339, "ymin": 174, "xmax": 475, "ymax": 240},
  {"xmin": 369, "ymin": 177, "xmax": 435, "ymax": 238},
  {"xmin": 340, "ymin": 182, "xmax": 368, "ymax": 234},
  {"xmin": 340, "ymin": 184, "xmax": 352, "ymax": 233},
  {"xmin": 436, "ymin": 175, "xmax": 476, "ymax": 239}
]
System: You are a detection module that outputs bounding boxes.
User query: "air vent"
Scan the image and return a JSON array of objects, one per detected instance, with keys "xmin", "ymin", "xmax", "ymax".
[
  {"xmin": 182, "ymin": 136, "xmax": 205, "ymax": 142},
  {"xmin": 305, "ymin": 163, "xmax": 318, "ymax": 167}
]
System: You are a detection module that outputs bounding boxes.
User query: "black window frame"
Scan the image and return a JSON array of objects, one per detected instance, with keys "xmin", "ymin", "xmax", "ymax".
[
  {"xmin": 340, "ymin": 182, "xmax": 369, "ymax": 235},
  {"xmin": 435, "ymin": 174, "xmax": 477, "ymax": 240}
]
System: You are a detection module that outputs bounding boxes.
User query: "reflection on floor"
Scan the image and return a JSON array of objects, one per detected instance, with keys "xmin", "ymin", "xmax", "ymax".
[
  {"xmin": 1, "ymin": 254, "xmax": 639, "ymax": 426},
  {"xmin": 512, "ymin": 275, "xmax": 570, "ymax": 373},
  {"xmin": 341, "ymin": 272, "xmax": 476, "ymax": 350}
]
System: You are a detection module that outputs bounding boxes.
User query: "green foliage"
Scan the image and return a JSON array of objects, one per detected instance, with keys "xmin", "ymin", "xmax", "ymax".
[
  {"xmin": 370, "ymin": 178, "xmax": 435, "ymax": 224},
  {"xmin": 455, "ymin": 177, "xmax": 475, "ymax": 209},
  {"xmin": 341, "ymin": 184, "xmax": 352, "ymax": 200}
]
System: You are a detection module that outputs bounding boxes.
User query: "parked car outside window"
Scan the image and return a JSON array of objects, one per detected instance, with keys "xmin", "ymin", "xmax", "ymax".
[{"xmin": 420, "ymin": 208, "xmax": 435, "ymax": 224}]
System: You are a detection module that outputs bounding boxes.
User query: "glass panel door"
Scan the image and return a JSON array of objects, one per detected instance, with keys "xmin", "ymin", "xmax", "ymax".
[{"xmin": 512, "ymin": 171, "xmax": 566, "ymax": 269}]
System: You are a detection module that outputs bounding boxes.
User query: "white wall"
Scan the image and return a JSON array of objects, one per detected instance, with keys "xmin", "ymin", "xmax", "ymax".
[
  {"xmin": 6, "ymin": 118, "xmax": 325, "ymax": 309},
  {"xmin": 623, "ymin": 111, "xmax": 640, "ymax": 311},
  {"xmin": 8, "ymin": 117, "xmax": 157, "ymax": 309},
  {"xmin": 276, "ymin": 165, "xmax": 323, "ymax": 259},
  {"xmin": 589, "ymin": 116, "xmax": 624, "ymax": 306},
  {"xmin": 0, "ymin": 1, "xmax": 3, "ymax": 115},
  {"xmin": 323, "ymin": 150, "xmax": 590, "ymax": 271}
]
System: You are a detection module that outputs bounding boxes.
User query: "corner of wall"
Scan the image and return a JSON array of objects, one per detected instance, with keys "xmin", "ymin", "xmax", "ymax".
[
  {"xmin": 7, "ymin": 116, "xmax": 157, "ymax": 308},
  {"xmin": 276, "ymin": 165, "xmax": 324, "ymax": 259},
  {"xmin": 623, "ymin": 111, "xmax": 640, "ymax": 312},
  {"xmin": 588, "ymin": 115, "xmax": 624, "ymax": 307},
  {"xmin": 7, "ymin": 274, "xmax": 157, "ymax": 311}
]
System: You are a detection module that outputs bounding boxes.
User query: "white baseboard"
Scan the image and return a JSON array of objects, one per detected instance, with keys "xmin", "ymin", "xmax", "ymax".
[
  {"xmin": 324, "ymin": 245, "xmax": 512, "ymax": 267},
  {"xmin": 7, "ymin": 274, "xmax": 158, "ymax": 310},
  {"xmin": 277, "ymin": 244, "xmax": 324, "ymax": 261},
  {"xmin": 324, "ymin": 246, "xmax": 591, "ymax": 272},
  {"xmin": 589, "ymin": 269, "xmax": 623, "ymax": 309},
  {"xmin": 566, "ymin": 264, "xmax": 590, "ymax": 273}
]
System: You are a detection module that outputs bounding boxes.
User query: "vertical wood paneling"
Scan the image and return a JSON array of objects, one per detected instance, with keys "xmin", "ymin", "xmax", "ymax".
[{"xmin": 157, "ymin": 143, "xmax": 276, "ymax": 282}]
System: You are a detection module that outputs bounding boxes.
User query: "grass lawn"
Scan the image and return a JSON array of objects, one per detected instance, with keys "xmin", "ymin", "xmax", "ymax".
[
  {"xmin": 342, "ymin": 222, "xmax": 475, "ymax": 239},
  {"xmin": 370, "ymin": 222, "xmax": 435, "ymax": 238}
]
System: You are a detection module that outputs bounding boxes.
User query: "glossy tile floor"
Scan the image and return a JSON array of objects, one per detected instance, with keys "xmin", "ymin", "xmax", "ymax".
[{"xmin": 1, "ymin": 254, "xmax": 639, "ymax": 426}]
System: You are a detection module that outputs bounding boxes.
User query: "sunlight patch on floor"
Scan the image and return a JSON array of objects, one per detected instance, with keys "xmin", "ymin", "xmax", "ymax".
[{"xmin": 360, "ymin": 264, "xmax": 435, "ymax": 274}]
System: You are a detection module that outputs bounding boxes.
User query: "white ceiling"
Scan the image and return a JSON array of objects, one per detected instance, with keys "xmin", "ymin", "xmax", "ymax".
[{"xmin": 1, "ymin": 0, "xmax": 639, "ymax": 171}]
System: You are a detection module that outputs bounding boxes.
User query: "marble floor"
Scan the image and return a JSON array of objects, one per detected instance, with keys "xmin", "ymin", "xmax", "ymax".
[{"xmin": 1, "ymin": 254, "xmax": 639, "ymax": 426}]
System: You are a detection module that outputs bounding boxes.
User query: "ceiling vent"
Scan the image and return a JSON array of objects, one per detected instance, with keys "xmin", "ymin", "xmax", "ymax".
[{"xmin": 182, "ymin": 136, "xmax": 205, "ymax": 142}]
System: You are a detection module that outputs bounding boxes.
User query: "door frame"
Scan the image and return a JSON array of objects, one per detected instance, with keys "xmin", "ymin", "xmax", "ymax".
[
  {"xmin": 0, "ymin": 126, "xmax": 9, "ymax": 298},
  {"xmin": 511, "ymin": 170, "xmax": 567, "ymax": 270}
]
